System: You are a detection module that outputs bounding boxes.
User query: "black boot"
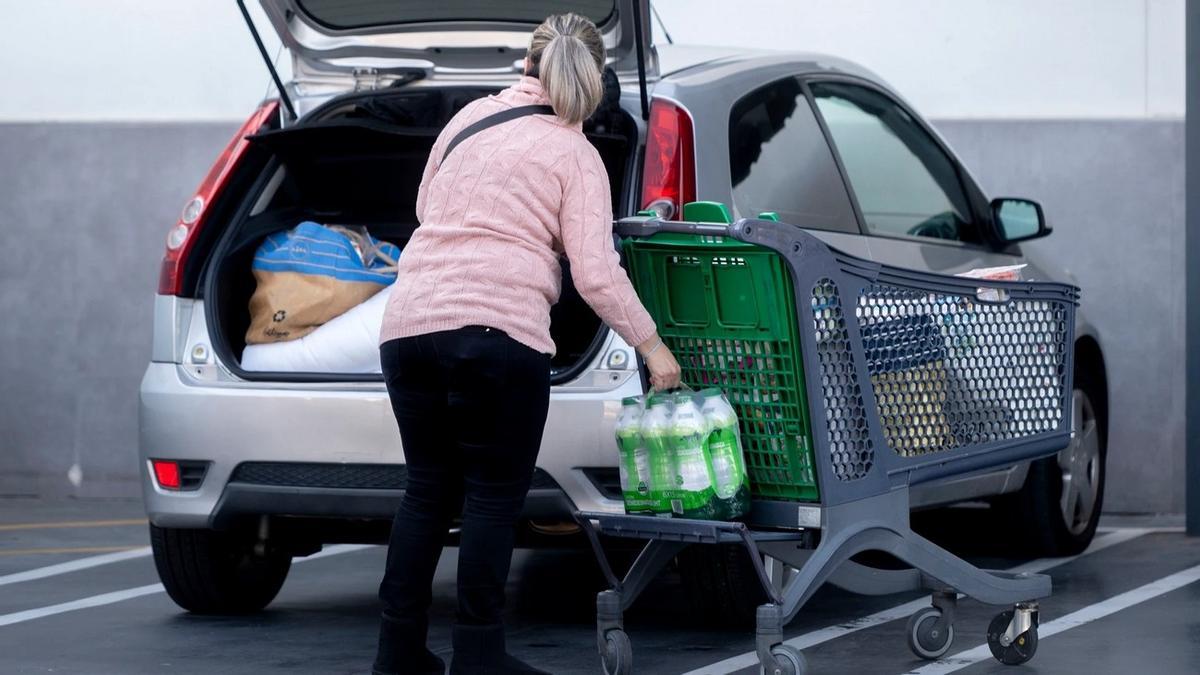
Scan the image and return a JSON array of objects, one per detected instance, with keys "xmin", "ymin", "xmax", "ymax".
[
  {"xmin": 448, "ymin": 624, "xmax": 548, "ymax": 675},
  {"xmin": 373, "ymin": 613, "xmax": 446, "ymax": 675}
]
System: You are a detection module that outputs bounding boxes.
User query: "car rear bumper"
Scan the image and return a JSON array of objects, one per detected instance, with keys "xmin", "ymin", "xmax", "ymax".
[
  {"xmin": 210, "ymin": 483, "xmax": 575, "ymax": 529},
  {"xmin": 210, "ymin": 460, "xmax": 575, "ymax": 527},
  {"xmin": 139, "ymin": 361, "xmax": 637, "ymax": 529}
]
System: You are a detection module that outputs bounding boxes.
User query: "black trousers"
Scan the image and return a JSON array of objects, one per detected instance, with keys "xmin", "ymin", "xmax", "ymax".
[{"xmin": 378, "ymin": 327, "xmax": 551, "ymax": 626}]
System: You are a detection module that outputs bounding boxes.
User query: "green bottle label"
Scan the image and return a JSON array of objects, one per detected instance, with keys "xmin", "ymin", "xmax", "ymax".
[
  {"xmin": 616, "ymin": 429, "xmax": 655, "ymax": 513},
  {"xmin": 707, "ymin": 434, "xmax": 742, "ymax": 499},
  {"xmin": 700, "ymin": 393, "xmax": 751, "ymax": 520},
  {"xmin": 669, "ymin": 400, "xmax": 719, "ymax": 519},
  {"xmin": 643, "ymin": 428, "xmax": 677, "ymax": 514}
]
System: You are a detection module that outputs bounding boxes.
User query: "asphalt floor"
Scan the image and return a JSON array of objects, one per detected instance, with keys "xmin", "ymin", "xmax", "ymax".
[{"xmin": 0, "ymin": 498, "xmax": 1195, "ymax": 674}]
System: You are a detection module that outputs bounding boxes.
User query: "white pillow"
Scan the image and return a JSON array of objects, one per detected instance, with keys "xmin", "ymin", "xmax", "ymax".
[{"xmin": 241, "ymin": 283, "xmax": 392, "ymax": 373}]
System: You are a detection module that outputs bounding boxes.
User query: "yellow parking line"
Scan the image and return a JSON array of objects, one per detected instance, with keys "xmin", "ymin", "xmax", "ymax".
[
  {"xmin": 0, "ymin": 546, "xmax": 143, "ymax": 557},
  {"xmin": 0, "ymin": 518, "xmax": 146, "ymax": 532}
]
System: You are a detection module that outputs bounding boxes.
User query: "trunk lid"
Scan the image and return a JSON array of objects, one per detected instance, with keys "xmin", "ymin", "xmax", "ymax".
[{"xmin": 257, "ymin": 0, "xmax": 657, "ymax": 80}]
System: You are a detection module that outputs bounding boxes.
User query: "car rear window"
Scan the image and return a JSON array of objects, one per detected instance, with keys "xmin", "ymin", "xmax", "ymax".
[
  {"xmin": 728, "ymin": 77, "xmax": 858, "ymax": 234},
  {"xmin": 297, "ymin": 0, "xmax": 616, "ymax": 29}
]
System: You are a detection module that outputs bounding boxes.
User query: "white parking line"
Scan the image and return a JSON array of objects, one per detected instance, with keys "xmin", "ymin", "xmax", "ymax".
[
  {"xmin": 904, "ymin": 561, "xmax": 1200, "ymax": 674},
  {"xmin": 0, "ymin": 583, "xmax": 165, "ymax": 627},
  {"xmin": 299, "ymin": 543, "xmax": 375, "ymax": 561},
  {"xmin": 680, "ymin": 528, "xmax": 1152, "ymax": 675},
  {"xmin": 0, "ymin": 547, "xmax": 152, "ymax": 588},
  {"xmin": 0, "ymin": 543, "xmax": 375, "ymax": 628}
]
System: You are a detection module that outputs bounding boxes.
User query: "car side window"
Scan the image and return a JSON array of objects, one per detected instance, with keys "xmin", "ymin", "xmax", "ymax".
[
  {"xmin": 810, "ymin": 82, "xmax": 977, "ymax": 244},
  {"xmin": 728, "ymin": 77, "xmax": 858, "ymax": 233}
]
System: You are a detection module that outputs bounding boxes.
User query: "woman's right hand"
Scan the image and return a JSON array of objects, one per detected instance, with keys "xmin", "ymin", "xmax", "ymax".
[{"xmin": 638, "ymin": 336, "xmax": 682, "ymax": 391}]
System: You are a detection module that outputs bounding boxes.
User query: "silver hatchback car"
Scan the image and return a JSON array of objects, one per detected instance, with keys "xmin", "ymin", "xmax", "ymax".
[{"xmin": 140, "ymin": 0, "xmax": 1108, "ymax": 617}]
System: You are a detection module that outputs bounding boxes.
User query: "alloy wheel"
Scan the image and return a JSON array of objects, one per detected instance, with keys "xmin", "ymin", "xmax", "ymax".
[{"xmin": 1057, "ymin": 389, "xmax": 1101, "ymax": 536}]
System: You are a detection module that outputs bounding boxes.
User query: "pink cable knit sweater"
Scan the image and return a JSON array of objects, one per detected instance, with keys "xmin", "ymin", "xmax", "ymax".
[{"xmin": 380, "ymin": 77, "xmax": 658, "ymax": 355}]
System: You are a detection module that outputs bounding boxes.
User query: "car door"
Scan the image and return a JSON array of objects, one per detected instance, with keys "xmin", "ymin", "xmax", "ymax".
[{"xmin": 805, "ymin": 79, "xmax": 1027, "ymax": 276}]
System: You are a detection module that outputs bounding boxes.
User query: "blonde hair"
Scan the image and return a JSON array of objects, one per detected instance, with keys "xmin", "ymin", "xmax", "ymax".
[{"xmin": 528, "ymin": 13, "xmax": 606, "ymax": 125}]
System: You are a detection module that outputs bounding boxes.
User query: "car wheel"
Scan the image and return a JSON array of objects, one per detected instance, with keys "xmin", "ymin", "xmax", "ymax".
[
  {"xmin": 150, "ymin": 524, "xmax": 291, "ymax": 614},
  {"xmin": 1002, "ymin": 381, "xmax": 1106, "ymax": 556},
  {"xmin": 676, "ymin": 544, "xmax": 767, "ymax": 626}
]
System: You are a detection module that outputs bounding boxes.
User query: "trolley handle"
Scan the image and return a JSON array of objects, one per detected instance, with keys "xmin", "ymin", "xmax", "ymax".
[
  {"xmin": 614, "ymin": 216, "xmax": 733, "ymax": 239},
  {"xmin": 617, "ymin": 215, "xmax": 1080, "ymax": 303}
]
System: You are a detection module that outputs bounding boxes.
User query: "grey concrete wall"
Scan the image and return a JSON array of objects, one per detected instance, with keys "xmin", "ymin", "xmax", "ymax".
[
  {"xmin": 0, "ymin": 119, "xmax": 1184, "ymax": 512},
  {"xmin": 0, "ymin": 122, "xmax": 238, "ymax": 498},
  {"xmin": 935, "ymin": 120, "xmax": 1185, "ymax": 514}
]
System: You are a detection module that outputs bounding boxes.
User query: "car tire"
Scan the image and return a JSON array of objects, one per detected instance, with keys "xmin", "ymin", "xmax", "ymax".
[
  {"xmin": 150, "ymin": 524, "xmax": 291, "ymax": 614},
  {"xmin": 676, "ymin": 544, "xmax": 767, "ymax": 626},
  {"xmin": 999, "ymin": 375, "xmax": 1106, "ymax": 556}
]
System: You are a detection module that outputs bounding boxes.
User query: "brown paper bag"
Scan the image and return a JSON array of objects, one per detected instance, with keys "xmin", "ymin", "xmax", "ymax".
[{"xmin": 246, "ymin": 270, "xmax": 386, "ymax": 344}]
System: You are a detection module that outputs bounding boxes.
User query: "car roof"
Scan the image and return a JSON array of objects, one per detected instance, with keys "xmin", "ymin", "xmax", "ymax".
[{"xmin": 654, "ymin": 44, "xmax": 891, "ymax": 91}]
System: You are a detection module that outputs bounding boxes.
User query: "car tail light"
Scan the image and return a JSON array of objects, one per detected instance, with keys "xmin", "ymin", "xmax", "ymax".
[
  {"xmin": 150, "ymin": 459, "xmax": 208, "ymax": 491},
  {"xmin": 640, "ymin": 99, "xmax": 696, "ymax": 220},
  {"xmin": 152, "ymin": 460, "xmax": 182, "ymax": 490},
  {"xmin": 157, "ymin": 100, "xmax": 280, "ymax": 295}
]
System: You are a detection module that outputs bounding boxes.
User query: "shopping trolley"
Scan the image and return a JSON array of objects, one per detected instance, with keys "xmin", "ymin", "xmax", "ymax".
[{"xmin": 575, "ymin": 211, "xmax": 1079, "ymax": 674}]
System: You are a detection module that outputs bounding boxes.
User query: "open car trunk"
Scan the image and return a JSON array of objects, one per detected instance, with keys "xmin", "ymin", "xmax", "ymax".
[{"xmin": 204, "ymin": 85, "xmax": 637, "ymax": 383}]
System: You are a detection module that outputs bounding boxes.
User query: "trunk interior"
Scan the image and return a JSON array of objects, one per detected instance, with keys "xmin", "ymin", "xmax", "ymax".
[{"xmin": 206, "ymin": 85, "xmax": 638, "ymax": 382}]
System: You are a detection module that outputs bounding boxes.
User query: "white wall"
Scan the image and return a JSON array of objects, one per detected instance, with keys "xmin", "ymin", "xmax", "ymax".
[
  {"xmin": 0, "ymin": 0, "xmax": 289, "ymax": 121},
  {"xmin": 0, "ymin": 0, "xmax": 1183, "ymax": 122},
  {"xmin": 652, "ymin": 0, "xmax": 1184, "ymax": 119}
]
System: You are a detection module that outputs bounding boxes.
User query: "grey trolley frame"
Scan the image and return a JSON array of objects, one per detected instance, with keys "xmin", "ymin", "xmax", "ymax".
[{"xmin": 578, "ymin": 216, "xmax": 1079, "ymax": 674}]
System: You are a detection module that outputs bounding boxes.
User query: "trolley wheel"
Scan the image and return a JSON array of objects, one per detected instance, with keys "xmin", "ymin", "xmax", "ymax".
[
  {"xmin": 600, "ymin": 629, "xmax": 632, "ymax": 675},
  {"xmin": 986, "ymin": 610, "xmax": 1038, "ymax": 665},
  {"xmin": 906, "ymin": 607, "xmax": 955, "ymax": 660},
  {"xmin": 759, "ymin": 644, "xmax": 808, "ymax": 675}
]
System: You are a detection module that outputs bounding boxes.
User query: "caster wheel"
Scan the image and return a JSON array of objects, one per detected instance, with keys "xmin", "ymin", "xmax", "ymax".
[
  {"xmin": 987, "ymin": 610, "xmax": 1038, "ymax": 665},
  {"xmin": 759, "ymin": 644, "xmax": 808, "ymax": 675},
  {"xmin": 600, "ymin": 629, "xmax": 632, "ymax": 675},
  {"xmin": 906, "ymin": 607, "xmax": 955, "ymax": 660}
]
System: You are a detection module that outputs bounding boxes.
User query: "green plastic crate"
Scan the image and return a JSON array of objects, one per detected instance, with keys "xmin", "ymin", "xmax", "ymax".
[{"xmin": 622, "ymin": 206, "xmax": 819, "ymax": 502}]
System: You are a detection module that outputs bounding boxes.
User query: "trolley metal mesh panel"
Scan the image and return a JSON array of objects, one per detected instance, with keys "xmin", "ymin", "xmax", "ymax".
[
  {"xmin": 857, "ymin": 285, "xmax": 1069, "ymax": 459},
  {"xmin": 813, "ymin": 278, "xmax": 875, "ymax": 481}
]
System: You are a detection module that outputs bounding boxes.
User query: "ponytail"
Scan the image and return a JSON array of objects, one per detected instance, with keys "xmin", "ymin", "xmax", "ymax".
[{"xmin": 528, "ymin": 14, "xmax": 606, "ymax": 125}]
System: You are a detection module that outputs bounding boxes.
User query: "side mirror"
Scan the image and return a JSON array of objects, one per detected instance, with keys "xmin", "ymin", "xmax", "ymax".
[{"xmin": 991, "ymin": 197, "xmax": 1050, "ymax": 243}]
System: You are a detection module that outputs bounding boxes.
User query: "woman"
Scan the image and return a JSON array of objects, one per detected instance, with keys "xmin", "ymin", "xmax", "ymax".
[{"xmin": 372, "ymin": 13, "xmax": 681, "ymax": 675}]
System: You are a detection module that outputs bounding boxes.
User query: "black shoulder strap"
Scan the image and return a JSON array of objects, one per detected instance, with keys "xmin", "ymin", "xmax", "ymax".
[{"xmin": 441, "ymin": 104, "xmax": 555, "ymax": 163}]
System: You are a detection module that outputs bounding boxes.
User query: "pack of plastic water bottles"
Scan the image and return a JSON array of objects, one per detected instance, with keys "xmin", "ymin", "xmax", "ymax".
[{"xmin": 613, "ymin": 388, "xmax": 751, "ymax": 520}]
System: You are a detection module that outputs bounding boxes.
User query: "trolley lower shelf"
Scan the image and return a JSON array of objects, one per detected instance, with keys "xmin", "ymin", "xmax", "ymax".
[{"xmin": 575, "ymin": 488, "xmax": 1049, "ymax": 675}]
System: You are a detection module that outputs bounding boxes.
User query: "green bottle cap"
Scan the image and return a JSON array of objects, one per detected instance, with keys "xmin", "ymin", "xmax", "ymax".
[
  {"xmin": 621, "ymin": 396, "xmax": 641, "ymax": 406},
  {"xmin": 647, "ymin": 394, "xmax": 671, "ymax": 407}
]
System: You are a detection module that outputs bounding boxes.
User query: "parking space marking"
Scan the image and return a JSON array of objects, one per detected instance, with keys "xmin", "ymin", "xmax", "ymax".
[
  {"xmin": 0, "ymin": 519, "xmax": 146, "ymax": 532},
  {"xmin": 0, "ymin": 543, "xmax": 374, "ymax": 628},
  {"xmin": 681, "ymin": 528, "xmax": 1152, "ymax": 675},
  {"xmin": 903, "ymin": 561, "xmax": 1200, "ymax": 674},
  {"xmin": 0, "ymin": 583, "xmax": 165, "ymax": 627},
  {"xmin": 0, "ymin": 546, "xmax": 144, "ymax": 557},
  {"xmin": 0, "ymin": 547, "xmax": 152, "ymax": 588},
  {"xmin": 302, "ymin": 543, "xmax": 375, "ymax": 560}
]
